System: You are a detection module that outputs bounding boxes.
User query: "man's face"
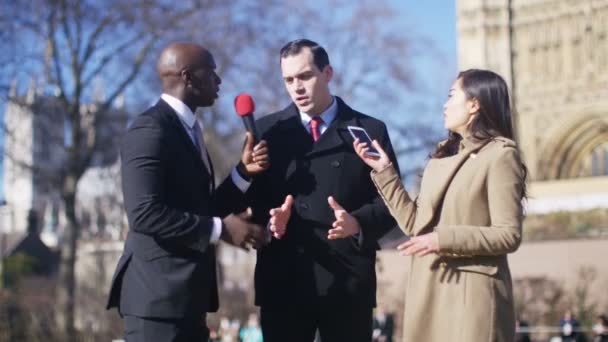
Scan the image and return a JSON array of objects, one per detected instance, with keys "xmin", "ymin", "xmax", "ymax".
[
  {"xmin": 281, "ymin": 48, "xmax": 332, "ymax": 115},
  {"xmin": 187, "ymin": 51, "xmax": 222, "ymax": 108}
]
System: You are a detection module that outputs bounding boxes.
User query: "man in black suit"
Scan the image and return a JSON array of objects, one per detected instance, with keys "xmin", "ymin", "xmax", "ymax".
[
  {"xmin": 106, "ymin": 42, "xmax": 269, "ymax": 342},
  {"xmin": 246, "ymin": 39, "xmax": 400, "ymax": 342}
]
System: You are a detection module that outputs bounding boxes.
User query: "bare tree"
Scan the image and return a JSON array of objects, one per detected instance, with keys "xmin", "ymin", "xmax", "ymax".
[{"xmin": 0, "ymin": 0, "xmax": 221, "ymax": 339}]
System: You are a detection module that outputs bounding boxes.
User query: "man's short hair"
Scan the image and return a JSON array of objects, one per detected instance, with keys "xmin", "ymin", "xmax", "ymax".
[{"xmin": 280, "ymin": 39, "xmax": 330, "ymax": 71}]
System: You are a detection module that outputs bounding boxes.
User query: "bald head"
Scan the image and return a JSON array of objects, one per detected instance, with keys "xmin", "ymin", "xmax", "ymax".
[
  {"xmin": 157, "ymin": 42, "xmax": 220, "ymax": 109},
  {"xmin": 158, "ymin": 43, "xmax": 213, "ymax": 77}
]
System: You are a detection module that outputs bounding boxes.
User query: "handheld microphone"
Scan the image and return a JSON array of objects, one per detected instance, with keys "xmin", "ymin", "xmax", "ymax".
[{"xmin": 234, "ymin": 93, "xmax": 259, "ymax": 144}]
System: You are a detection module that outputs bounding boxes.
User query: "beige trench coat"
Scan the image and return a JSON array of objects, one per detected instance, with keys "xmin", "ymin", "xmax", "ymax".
[{"xmin": 371, "ymin": 136, "xmax": 525, "ymax": 342}]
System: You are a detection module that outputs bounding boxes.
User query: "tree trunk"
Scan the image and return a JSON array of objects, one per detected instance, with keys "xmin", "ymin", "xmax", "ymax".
[{"xmin": 57, "ymin": 186, "xmax": 79, "ymax": 342}]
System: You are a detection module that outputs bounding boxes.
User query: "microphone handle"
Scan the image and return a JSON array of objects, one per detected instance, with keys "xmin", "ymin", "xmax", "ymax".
[{"xmin": 242, "ymin": 115, "xmax": 260, "ymax": 144}]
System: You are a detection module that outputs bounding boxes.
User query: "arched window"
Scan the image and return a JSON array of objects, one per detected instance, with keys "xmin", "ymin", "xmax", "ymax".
[
  {"xmin": 589, "ymin": 142, "xmax": 608, "ymax": 176},
  {"xmin": 536, "ymin": 116, "xmax": 608, "ymax": 180}
]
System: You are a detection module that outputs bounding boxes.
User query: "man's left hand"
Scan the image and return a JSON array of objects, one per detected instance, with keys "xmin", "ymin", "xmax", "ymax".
[
  {"xmin": 327, "ymin": 196, "xmax": 361, "ymax": 240},
  {"xmin": 240, "ymin": 132, "xmax": 270, "ymax": 177}
]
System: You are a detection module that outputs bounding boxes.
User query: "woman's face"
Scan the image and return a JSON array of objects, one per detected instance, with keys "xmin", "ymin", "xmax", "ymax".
[{"xmin": 443, "ymin": 78, "xmax": 477, "ymax": 135}]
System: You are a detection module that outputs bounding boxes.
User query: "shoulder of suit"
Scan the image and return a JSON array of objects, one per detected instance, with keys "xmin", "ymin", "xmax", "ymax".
[
  {"xmin": 255, "ymin": 108, "xmax": 293, "ymax": 132},
  {"xmin": 256, "ymin": 109, "xmax": 287, "ymax": 123},
  {"xmin": 350, "ymin": 111, "xmax": 388, "ymax": 132},
  {"xmin": 127, "ymin": 105, "xmax": 166, "ymax": 131},
  {"xmin": 481, "ymin": 137, "xmax": 521, "ymax": 165}
]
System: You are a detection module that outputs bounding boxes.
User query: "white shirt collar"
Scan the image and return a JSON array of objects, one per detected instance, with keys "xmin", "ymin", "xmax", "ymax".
[
  {"xmin": 161, "ymin": 93, "xmax": 199, "ymax": 129},
  {"xmin": 299, "ymin": 96, "xmax": 337, "ymax": 127}
]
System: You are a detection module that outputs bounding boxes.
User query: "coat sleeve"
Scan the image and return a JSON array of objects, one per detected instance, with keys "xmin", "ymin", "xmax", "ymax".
[
  {"xmin": 436, "ymin": 147, "xmax": 524, "ymax": 256},
  {"xmin": 350, "ymin": 123, "xmax": 400, "ymax": 244},
  {"xmin": 121, "ymin": 116, "xmax": 214, "ymax": 253},
  {"xmin": 370, "ymin": 165, "xmax": 418, "ymax": 236}
]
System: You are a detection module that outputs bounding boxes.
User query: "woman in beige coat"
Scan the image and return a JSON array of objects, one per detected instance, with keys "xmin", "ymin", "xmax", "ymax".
[{"xmin": 355, "ymin": 69, "xmax": 527, "ymax": 342}]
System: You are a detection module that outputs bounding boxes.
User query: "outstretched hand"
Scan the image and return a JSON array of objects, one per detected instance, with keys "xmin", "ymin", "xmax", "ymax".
[
  {"xmin": 327, "ymin": 196, "xmax": 361, "ymax": 240},
  {"xmin": 353, "ymin": 138, "xmax": 391, "ymax": 172},
  {"xmin": 269, "ymin": 195, "xmax": 294, "ymax": 239}
]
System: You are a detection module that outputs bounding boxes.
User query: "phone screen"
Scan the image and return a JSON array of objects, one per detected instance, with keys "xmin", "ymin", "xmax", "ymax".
[{"xmin": 348, "ymin": 126, "xmax": 380, "ymax": 156}]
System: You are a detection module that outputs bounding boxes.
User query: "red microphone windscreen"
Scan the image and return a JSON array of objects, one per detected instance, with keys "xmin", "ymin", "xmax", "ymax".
[{"xmin": 234, "ymin": 93, "xmax": 255, "ymax": 117}]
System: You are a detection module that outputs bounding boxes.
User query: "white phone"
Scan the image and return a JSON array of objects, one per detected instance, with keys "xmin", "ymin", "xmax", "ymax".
[{"xmin": 347, "ymin": 126, "xmax": 380, "ymax": 157}]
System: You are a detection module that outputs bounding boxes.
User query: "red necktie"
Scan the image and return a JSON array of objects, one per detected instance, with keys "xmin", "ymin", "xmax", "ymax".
[{"xmin": 310, "ymin": 116, "xmax": 323, "ymax": 142}]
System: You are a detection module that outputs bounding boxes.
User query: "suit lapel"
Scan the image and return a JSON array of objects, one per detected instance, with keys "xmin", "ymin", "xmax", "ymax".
[
  {"xmin": 413, "ymin": 139, "xmax": 492, "ymax": 235},
  {"xmin": 276, "ymin": 104, "xmax": 316, "ymax": 154},
  {"xmin": 156, "ymin": 99, "xmax": 213, "ymax": 183},
  {"xmin": 306, "ymin": 98, "xmax": 354, "ymax": 157}
]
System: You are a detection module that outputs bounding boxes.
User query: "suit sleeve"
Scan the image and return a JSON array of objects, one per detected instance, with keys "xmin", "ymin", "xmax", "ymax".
[
  {"xmin": 213, "ymin": 172, "xmax": 249, "ymax": 218},
  {"xmin": 121, "ymin": 116, "xmax": 214, "ymax": 253},
  {"xmin": 436, "ymin": 147, "xmax": 524, "ymax": 256},
  {"xmin": 350, "ymin": 123, "xmax": 400, "ymax": 246}
]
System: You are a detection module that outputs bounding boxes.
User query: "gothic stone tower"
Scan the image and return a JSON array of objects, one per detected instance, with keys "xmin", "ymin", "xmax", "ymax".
[{"xmin": 456, "ymin": 0, "xmax": 608, "ymax": 212}]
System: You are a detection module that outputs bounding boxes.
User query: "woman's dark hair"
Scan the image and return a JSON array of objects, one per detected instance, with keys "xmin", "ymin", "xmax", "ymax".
[
  {"xmin": 433, "ymin": 69, "xmax": 514, "ymax": 158},
  {"xmin": 432, "ymin": 69, "xmax": 528, "ymax": 197}
]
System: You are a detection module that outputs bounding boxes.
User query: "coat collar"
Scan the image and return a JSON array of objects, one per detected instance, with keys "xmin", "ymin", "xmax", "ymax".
[
  {"xmin": 459, "ymin": 135, "xmax": 490, "ymax": 153},
  {"xmin": 287, "ymin": 96, "xmax": 358, "ymax": 157}
]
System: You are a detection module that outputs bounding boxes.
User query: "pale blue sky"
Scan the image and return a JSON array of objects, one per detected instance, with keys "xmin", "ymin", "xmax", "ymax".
[{"xmin": 389, "ymin": 0, "xmax": 458, "ymax": 124}]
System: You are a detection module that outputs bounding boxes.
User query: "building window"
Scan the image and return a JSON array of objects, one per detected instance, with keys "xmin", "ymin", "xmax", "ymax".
[{"xmin": 588, "ymin": 142, "xmax": 608, "ymax": 177}]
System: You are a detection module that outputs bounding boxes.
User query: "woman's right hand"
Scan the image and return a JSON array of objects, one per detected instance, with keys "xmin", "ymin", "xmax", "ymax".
[{"xmin": 353, "ymin": 138, "xmax": 391, "ymax": 172}]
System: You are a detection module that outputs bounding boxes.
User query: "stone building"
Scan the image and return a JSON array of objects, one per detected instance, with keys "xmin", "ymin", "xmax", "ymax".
[{"xmin": 456, "ymin": 0, "xmax": 608, "ymax": 212}]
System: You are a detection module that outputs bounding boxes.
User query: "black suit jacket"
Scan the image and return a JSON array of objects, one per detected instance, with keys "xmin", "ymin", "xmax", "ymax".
[
  {"xmin": 247, "ymin": 97, "xmax": 399, "ymax": 309},
  {"xmin": 106, "ymin": 99, "xmax": 242, "ymax": 318}
]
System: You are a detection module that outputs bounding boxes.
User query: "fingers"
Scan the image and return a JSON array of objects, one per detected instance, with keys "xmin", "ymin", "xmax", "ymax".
[
  {"xmin": 401, "ymin": 243, "xmax": 427, "ymax": 256},
  {"xmin": 327, "ymin": 227, "xmax": 344, "ymax": 240},
  {"xmin": 327, "ymin": 196, "xmax": 344, "ymax": 211},
  {"xmin": 353, "ymin": 139, "xmax": 380, "ymax": 165},
  {"xmin": 397, "ymin": 237, "xmax": 435, "ymax": 256},
  {"xmin": 251, "ymin": 140, "xmax": 270, "ymax": 167},
  {"xmin": 244, "ymin": 132, "xmax": 255, "ymax": 152},
  {"xmin": 249, "ymin": 224, "xmax": 267, "ymax": 243},
  {"xmin": 282, "ymin": 195, "xmax": 294, "ymax": 211},
  {"xmin": 268, "ymin": 195, "xmax": 293, "ymax": 240},
  {"xmin": 371, "ymin": 140, "xmax": 388, "ymax": 159},
  {"xmin": 238, "ymin": 207, "xmax": 253, "ymax": 219},
  {"xmin": 353, "ymin": 138, "xmax": 368, "ymax": 156},
  {"xmin": 270, "ymin": 225, "xmax": 285, "ymax": 239}
]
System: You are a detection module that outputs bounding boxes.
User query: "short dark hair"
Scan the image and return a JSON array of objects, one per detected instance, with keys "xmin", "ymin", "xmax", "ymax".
[{"xmin": 279, "ymin": 39, "xmax": 330, "ymax": 71}]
